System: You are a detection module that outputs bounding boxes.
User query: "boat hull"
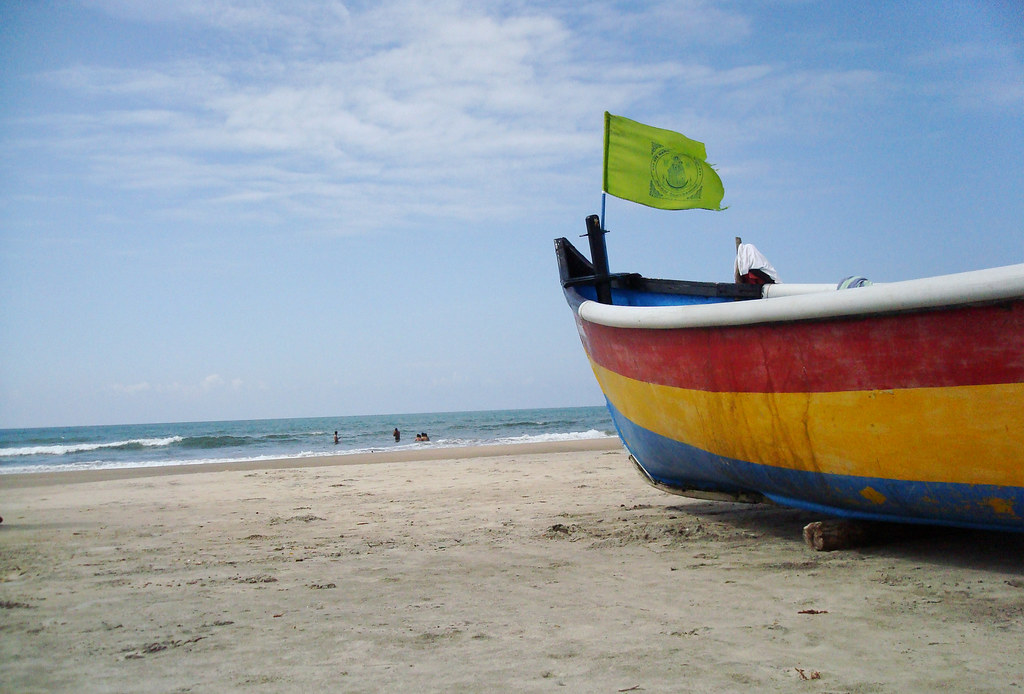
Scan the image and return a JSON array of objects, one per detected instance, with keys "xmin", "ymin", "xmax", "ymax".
[{"xmin": 568, "ymin": 276, "xmax": 1024, "ymax": 531}]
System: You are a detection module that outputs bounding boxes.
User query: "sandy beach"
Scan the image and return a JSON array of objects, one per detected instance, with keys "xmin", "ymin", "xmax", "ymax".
[{"xmin": 2, "ymin": 439, "xmax": 1023, "ymax": 693}]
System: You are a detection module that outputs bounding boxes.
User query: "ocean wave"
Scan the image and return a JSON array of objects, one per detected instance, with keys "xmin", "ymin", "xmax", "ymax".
[
  {"xmin": 178, "ymin": 435, "xmax": 252, "ymax": 450},
  {"xmin": 375, "ymin": 429, "xmax": 614, "ymax": 451},
  {"xmin": 0, "ymin": 452, "xmax": 304, "ymax": 475},
  {"xmin": 0, "ymin": 436, "xmax": 184, "ymax": 457},
  {"xmin": 472, "ymin": 419, "xmax": 575, "ymax": 431},
  {"xmin": 0, "ymin": 429, "xmax": 616, "ymax": 474},
  {"xmin": 493, "ymin": 429, "xmax": 612, "ymax": 444}
]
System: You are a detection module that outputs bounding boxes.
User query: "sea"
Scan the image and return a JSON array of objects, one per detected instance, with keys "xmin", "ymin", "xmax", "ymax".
[{"xmin": 0, "ymin": 406, "xmax": 616, "ymax": 475}]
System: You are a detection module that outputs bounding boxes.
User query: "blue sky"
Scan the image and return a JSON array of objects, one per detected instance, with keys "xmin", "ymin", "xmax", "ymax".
[{"xmin": 1, "ymin": 0, "xmax": 1022, "ymax": 428}]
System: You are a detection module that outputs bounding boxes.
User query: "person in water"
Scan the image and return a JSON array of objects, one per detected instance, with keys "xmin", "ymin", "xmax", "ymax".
[
  {"xmin": 334, "ymin": 431, "xmax": 339, "ymax": 445},
  {"xmin": 393, "ymin": 428, "xmax": 400, "ymax": 442}
]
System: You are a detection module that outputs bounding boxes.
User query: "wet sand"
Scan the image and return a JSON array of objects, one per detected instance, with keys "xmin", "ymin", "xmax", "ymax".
[{"xmin": 2, "ymin": 439, "xmax": 1023, "ymax": 692}]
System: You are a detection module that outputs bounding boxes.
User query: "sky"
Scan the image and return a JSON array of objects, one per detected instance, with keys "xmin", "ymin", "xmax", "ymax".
[{"xmin": 1, "ymin": 0, "xmax": 1022, "ymax": 429}]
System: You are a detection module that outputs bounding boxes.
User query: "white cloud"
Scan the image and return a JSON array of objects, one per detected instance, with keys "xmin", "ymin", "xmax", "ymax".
[
  {"xmin": 17, "ymin": 0, "xmax": 1005, "ymax": 237},
  {"xmin": 84, "ymin": 0, "xmax": 353, "ymax": 41},
  {"xmin": 29, "ymin": 3, "xmax": 609, "ymax": 231},
  {"xmin": 201, "ymin": 374, "xmax": 225, "ymax": 390},
  {"xmin": 907, "ymin": 42, "xmax": 1024, "ymax": 111}
]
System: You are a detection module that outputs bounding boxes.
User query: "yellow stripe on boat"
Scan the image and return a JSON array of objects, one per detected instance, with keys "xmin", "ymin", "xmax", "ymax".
[{"xmin": 591, "ymin": 361, "xmax": 1024, "ymax": 487}]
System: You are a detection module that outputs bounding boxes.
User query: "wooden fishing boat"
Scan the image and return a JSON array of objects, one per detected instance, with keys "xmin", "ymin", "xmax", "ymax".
[{"xmin": 556, "ymin": 215, "xmax": 1024, "ymax": 531}]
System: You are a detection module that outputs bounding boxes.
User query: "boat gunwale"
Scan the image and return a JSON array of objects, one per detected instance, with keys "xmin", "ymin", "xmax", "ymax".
[{"xmin": 574, "ymin": 263, "xmax": 1024, "ymax": 330}]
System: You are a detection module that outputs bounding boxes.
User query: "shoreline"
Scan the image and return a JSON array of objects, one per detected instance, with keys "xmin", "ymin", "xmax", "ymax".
[{"xmin": 0, "ymin": 436, "xmax": 622, "ymax": 489}]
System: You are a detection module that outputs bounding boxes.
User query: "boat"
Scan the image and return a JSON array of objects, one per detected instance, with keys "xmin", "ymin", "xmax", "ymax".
[{"xmin": 556, "ymin": 214, "xmax": 1024, "ymax": 531}]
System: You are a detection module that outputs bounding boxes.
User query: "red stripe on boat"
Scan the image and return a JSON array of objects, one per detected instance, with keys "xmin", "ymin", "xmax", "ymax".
[{"xmin": 580, "ymin": 300, "xmax": 1024, "ymax": 393}]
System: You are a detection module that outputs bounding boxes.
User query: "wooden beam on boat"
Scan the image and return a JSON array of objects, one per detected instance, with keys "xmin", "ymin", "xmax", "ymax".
[
  {"xmin": 802, "ymin": 519, "xmax": 876, "ymax": 551},
  {"xmin": 734, "ymin": 236, "xmax": 742, "ymax": 283},
  {"xmin": 585, "ymin": 214, "xmax": 613, "ymax": 304}
]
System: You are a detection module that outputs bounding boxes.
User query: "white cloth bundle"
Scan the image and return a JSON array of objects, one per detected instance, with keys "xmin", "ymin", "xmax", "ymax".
[{"xmin": 735, "ymin": 243, "xmax": 779, "ymax": 282}]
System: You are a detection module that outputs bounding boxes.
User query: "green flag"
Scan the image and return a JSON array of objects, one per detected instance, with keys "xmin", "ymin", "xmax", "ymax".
[{"xmin": 603, "ymin": 112, "xmax": 725, "ymax": 211}]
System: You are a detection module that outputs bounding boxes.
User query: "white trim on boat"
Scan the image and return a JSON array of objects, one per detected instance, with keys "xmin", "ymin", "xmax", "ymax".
[
  {"xmin": 578, "ymin": 264, "xmax": 1024, "ymax": 329},
  {"xmin": 761, "ymin": 283, "xmax": 841, "ymax": 297}
]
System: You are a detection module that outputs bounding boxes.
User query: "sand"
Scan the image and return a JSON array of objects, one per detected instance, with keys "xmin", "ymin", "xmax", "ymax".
[{"xmin": 2, "ymin": 439, "xmax": 1023, "ymax": 693}]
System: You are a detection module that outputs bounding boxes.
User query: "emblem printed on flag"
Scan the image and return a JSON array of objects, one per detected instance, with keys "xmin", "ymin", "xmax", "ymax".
[{"xmin": 649, "ymin": 140, "xmax": 708, "ymax": 203}]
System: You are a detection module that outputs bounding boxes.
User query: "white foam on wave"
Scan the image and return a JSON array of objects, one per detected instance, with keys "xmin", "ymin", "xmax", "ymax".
[
  {"xmin": 493, "ymin": 429, "xmax": 612, "ymax": 445},
  {"xmin": 0, "ymin": 430, "xmax": 617, "ymax": 474},
  {"xmin": 340, "ymin": 429, "xmax": 616, "ymax": 454},
  {"xmin": 1, "ymin": 436, "xmax": 184, "ymax": 457},
  {"xmin": 0, "ymin": 450, "xmax": 331, "ymax": 475}
]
